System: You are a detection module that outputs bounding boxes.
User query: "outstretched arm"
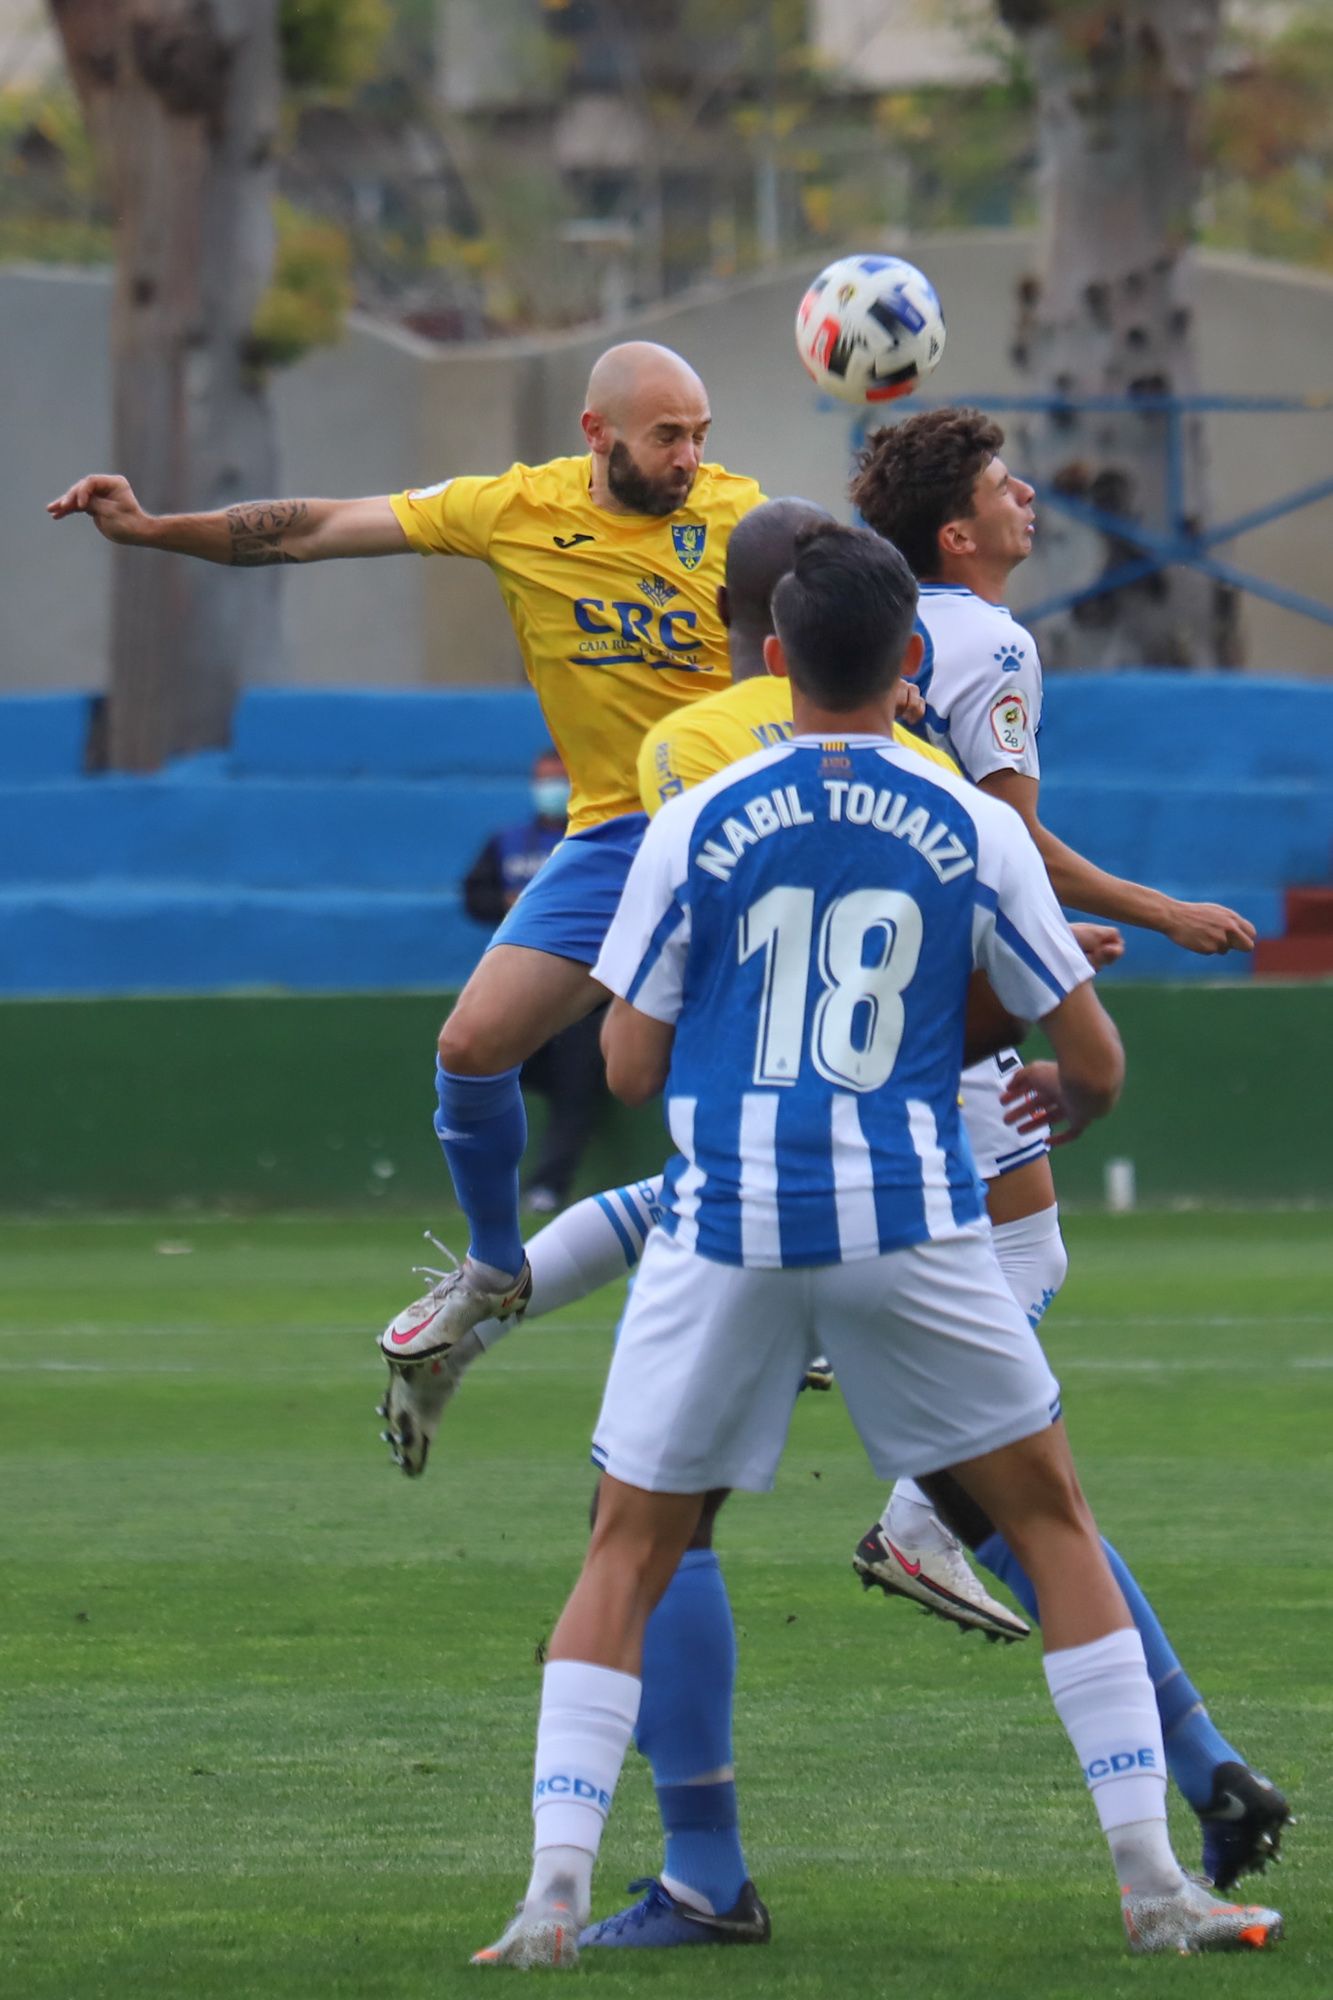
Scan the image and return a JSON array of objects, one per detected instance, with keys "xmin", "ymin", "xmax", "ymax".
[
  {"xmin": 47, "ymin": 474, "xmax": 409, "ymax": 565},
  {"xmin": 981, "ymin": 768, "xmax": 1255, "ymax": 956}
]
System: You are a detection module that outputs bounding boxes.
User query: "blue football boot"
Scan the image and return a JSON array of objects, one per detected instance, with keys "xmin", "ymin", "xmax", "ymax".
[
  {"xmin": 1198, "ymin": 1762, "xmax": 1292, "ymax": 1891},
  {"xmin": 578, "ymin": 1877, "xmax": 770, "ymax": 1949}
]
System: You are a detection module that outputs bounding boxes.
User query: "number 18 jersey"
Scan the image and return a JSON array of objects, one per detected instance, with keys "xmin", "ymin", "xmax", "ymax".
[{"xmin": 594, "ymin": 734, "xmax": 1090, "ymax": 1269}]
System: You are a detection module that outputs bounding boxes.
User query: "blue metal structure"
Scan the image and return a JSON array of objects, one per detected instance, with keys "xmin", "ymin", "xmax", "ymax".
[{"xmin": 847, "ymin": 392, "xmax": 1333, "ymax": 634}]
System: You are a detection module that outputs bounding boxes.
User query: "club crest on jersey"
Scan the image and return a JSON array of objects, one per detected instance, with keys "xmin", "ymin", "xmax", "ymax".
[
  {"xmin": 990, "ymin": 689, "xmax": 1029, "ymax": 755},
  {"xmin": 672, "ymin": 523, "xmax": 707, "ymax": 571},
  {"xmin": 640, "ymin": 572, "xmax": 678, "ymax": 607}
]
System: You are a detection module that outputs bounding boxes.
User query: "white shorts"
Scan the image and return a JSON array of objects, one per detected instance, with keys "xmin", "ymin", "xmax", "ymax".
[
  {"xmin": 961, "ymin": 1050, "xmax": 1050, "ymax": 1181},
  {"xmin": 592, "ymin": 1221, "xmax": 1061, "ymax": 1493}
]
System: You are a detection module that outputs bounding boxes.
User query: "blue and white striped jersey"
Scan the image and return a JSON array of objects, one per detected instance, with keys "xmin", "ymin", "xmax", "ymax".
[
  {"xmin": 914, "ymin": 585, "xmax": 1043, "ymax": 784},
  {"xmin": 593, "ymin": 735, "xmax": 1090, "ymax": 1270}
]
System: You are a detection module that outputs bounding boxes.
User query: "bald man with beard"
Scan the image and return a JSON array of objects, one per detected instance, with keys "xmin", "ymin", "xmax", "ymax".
[{"xmin": 51, "ymin": 343, "xmax": 764, "ymax": 1433}]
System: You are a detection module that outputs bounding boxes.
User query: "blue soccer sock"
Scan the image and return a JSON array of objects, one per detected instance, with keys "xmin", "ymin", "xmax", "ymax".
[
  {"xmin": 433, "ymin": 1062, "xmax": 527, "ymax": 1276},
  {"xmin": 635, "ymin": 1549, "xmax": 749, "ymax": 1914},
  {"xmin": 974, "ymin": 1529, "xmax": 1242, "ymax": 1811}
]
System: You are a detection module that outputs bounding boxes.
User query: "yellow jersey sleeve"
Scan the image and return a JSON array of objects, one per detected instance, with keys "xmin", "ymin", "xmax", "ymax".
[
  {"xmin": 893, "ymin": 723, "xmax": 960, "ymax": 775},
  {"xmin": 389, "ymin": 470, "xmax": 521, "ymax": 560}
]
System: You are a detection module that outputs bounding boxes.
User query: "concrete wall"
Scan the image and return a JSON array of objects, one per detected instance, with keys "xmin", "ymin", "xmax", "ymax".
[{"xmin": 6, "ymin": 233, "xmax": 1333, "ymax": 695}]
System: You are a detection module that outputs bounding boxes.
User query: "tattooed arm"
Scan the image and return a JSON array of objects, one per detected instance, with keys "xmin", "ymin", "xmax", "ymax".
[{"xmin": 47, "ymin": 476, "xmax": 408, "ymax": 563}]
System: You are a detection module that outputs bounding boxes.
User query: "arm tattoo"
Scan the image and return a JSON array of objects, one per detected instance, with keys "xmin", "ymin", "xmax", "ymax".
[{"xmin": 226, "ymin": 499, "xmax": 309, "ymax": 566}]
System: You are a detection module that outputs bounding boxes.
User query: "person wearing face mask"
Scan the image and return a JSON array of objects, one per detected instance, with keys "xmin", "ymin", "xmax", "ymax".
[{"xmin": 463, "ymin": 751, "xmax": 609, "ymax": 1213}]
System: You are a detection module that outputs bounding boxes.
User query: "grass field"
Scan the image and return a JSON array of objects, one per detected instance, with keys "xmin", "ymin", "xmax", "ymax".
[{"xmin": 2, "ymin": 1207, "xmax": 1330, "ymax": 1999}]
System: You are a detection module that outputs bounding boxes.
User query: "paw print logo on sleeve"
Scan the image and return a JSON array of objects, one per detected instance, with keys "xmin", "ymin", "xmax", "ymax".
[{"xmin": 993, "ymin": 641, "xmax": 1026, "ymax": 672}]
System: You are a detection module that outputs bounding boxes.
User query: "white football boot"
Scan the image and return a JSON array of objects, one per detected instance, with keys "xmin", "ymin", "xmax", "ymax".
[
  {"xmin": 471, "ymin": 1886, "xmax": 581, "ymax": 1970},
  {"xmin": 852, "ymin": 1518, "xmax": 1031, "ymax": 1642},
  {"xmin": 376, "ymin": 1234, "xmax": 531, "ymax": 1477},
  {"xmin": 1122, "ymin": 1875, "xmax": 1282, "ymax": 1954}
]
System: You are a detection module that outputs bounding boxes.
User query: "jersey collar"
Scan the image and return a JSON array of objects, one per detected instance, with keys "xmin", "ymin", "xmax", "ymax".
[
  {"xmin": 791, "ymin": 732, "xmax": 896, "ymax": 747},
  {"xmin": 919, "ymin": 581, "xmax": 1012, "ymax": 613}
]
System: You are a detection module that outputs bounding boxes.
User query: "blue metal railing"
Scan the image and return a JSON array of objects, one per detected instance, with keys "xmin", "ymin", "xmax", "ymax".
[{"xmin": 844, "ymin": 392, "xmax": 1333, "ymax": 634}]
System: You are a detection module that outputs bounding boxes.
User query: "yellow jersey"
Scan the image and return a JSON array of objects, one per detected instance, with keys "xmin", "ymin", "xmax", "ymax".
[
  {"xmin": 391, "ymin": 456, "xmax": 764, "ymax": 833},
  {"xmin": 637, "ymin": 673, "xmax": 960, "ymax": 815}
]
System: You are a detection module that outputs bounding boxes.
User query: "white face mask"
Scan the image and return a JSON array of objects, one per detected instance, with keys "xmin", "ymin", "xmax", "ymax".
[{"xmin": 532, "ymin": 777, "xmax": 571, "ymax": 820}]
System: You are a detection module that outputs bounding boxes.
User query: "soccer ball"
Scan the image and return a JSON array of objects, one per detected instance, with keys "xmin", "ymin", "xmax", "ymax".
[{"xmin": 795, "ymin": 254, "xmax": 945, "ymax": 404}]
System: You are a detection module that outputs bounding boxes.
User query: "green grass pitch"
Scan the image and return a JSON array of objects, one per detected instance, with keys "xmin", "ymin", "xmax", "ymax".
[{"xmin": 1, "ymin": 1207, "xmax": 1329, "ymax": 1998}]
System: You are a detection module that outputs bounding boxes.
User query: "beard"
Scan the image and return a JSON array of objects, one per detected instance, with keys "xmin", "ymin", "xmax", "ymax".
[{"xmin": 606, "ymin": 440, "xmax": 694, "ymax": 517}]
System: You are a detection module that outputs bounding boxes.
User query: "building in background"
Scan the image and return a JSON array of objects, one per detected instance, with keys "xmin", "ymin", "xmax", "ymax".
[
  {"xmin": 810, "ymin": 0, "xmax": 1001, "ymax": 87},
  {"xmin": 0, "ymin": 0, "xmax": 58, "ymax": 85}
]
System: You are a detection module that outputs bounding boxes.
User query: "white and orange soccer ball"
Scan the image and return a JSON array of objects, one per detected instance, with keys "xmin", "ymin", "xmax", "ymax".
[{"xmin": 795, "ymin": 254, "xmax": 946, "ymax": 404}]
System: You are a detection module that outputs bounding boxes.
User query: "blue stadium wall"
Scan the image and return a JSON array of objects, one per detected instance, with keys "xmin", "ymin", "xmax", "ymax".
[
  {"xmin": 5, "ymin": 674, "xmax": 1331, "ymax": 996},
  {"xmin": 4, "ymin": 677, "xmax": 1331, "ymax": 1208}
]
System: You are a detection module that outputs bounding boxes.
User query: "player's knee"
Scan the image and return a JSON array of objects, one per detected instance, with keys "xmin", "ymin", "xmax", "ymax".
[{"xmin": 438, "ymin": 1008, "xmax": 501, "ymax": 1076}]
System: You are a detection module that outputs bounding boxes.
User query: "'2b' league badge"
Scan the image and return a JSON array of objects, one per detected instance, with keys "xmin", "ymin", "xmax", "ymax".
[
  {"xmin": 989, "ymin": 688, "xmax": 1029, "ymax": 755},
  {"xmin": 671, "ymin": 523, "xmax": 707, "ymax": 571}
]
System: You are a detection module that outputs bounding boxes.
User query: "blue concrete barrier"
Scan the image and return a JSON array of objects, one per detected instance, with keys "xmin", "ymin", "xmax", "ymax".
[
  {"xmin": 1, "ymin": 676, "xmax": 1329, "ymax": 996},
  {"xmin": 1038, "ymin": 673, "xmax": 1333, "ymax": 783},
  {"xmin": 0, "ymin": 692, "xmax": 92, "ymax": 780},
  {"xmin": 14, "ymin": 776, "xmax": 532, "ymax": 890},
  {"xmin": 232, "ymin": 687, "xmax": 554, "ymax": 777},
  {"xmin": 0, "ymin": 885, "xmax": 483, "ymax": 997}
]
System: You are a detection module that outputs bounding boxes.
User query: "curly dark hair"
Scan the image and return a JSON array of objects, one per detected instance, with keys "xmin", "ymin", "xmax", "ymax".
[{"xmin": 850, "ymin": 407, "xmax": 1004, "ymax": 579}]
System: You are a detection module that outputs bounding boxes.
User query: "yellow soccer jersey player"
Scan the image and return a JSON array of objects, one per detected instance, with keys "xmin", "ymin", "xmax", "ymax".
[
  {"xmin": 392, "ymin": 456, "xmax": 763, "ymax": 833},
  {"xmin": 638, "ymin": 674, "xmax": 958, "ymax": 816}
]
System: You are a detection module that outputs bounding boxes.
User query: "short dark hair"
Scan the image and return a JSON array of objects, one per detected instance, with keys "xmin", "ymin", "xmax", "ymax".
[
  {"xmin": 770, "ymin": 522, "xmax": 918, "ymax": 712},
  {"xmin": 850, "ymin": 406, "xmax": 1004, "ymax": 578},
  {"xmin": 724, "ymin": 496, "xmax": 833, "ymax": 631}
]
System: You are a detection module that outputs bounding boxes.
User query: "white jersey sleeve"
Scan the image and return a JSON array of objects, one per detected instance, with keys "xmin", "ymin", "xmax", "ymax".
[
  {"xmin": 918, "ymin": 590, "xmax": 1043, "ymax": 785},
  {"xmin": 971, "ymin": 795, "xmax": 1091, "ymax": 1019},
  {"xmin": 593, "ymin": 799, "xmax": 694, "ymax": 1023}
]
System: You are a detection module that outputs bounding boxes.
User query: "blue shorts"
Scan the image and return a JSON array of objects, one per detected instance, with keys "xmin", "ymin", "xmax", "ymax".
[{"xmin": 489, "ymin": 811, "xmax": 648, "ymax": 968}]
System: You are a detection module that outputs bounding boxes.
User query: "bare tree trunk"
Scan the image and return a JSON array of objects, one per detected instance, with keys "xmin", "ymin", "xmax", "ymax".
[
  {"xmin": 49, "ymin": 0, "xmax": 283, "ymax": 768},
  {"xmin": 998, "ymin": 0, "xmax": 1242, "ymax": 668}
]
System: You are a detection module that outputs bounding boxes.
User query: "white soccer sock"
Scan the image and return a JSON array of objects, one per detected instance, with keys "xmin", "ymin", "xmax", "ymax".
[
  {"xmin": 525, "ymin": 1659, "xmax": 641, "ymax": 1922},
  {"xmin": 879, "ymin": 1478, "xmax": 954, "ymax": 1555},
  {"xmin": 1044, "ymin": 1628, "xmax": 1182, "ymax": 1895},
  {"xmin": 472, "ymin": 1179, "xmax": 664, "ymax": 1353},
  {"xmin": 991, "ymin": 1202, "xmax": 1068, "ymax": 1329}
]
